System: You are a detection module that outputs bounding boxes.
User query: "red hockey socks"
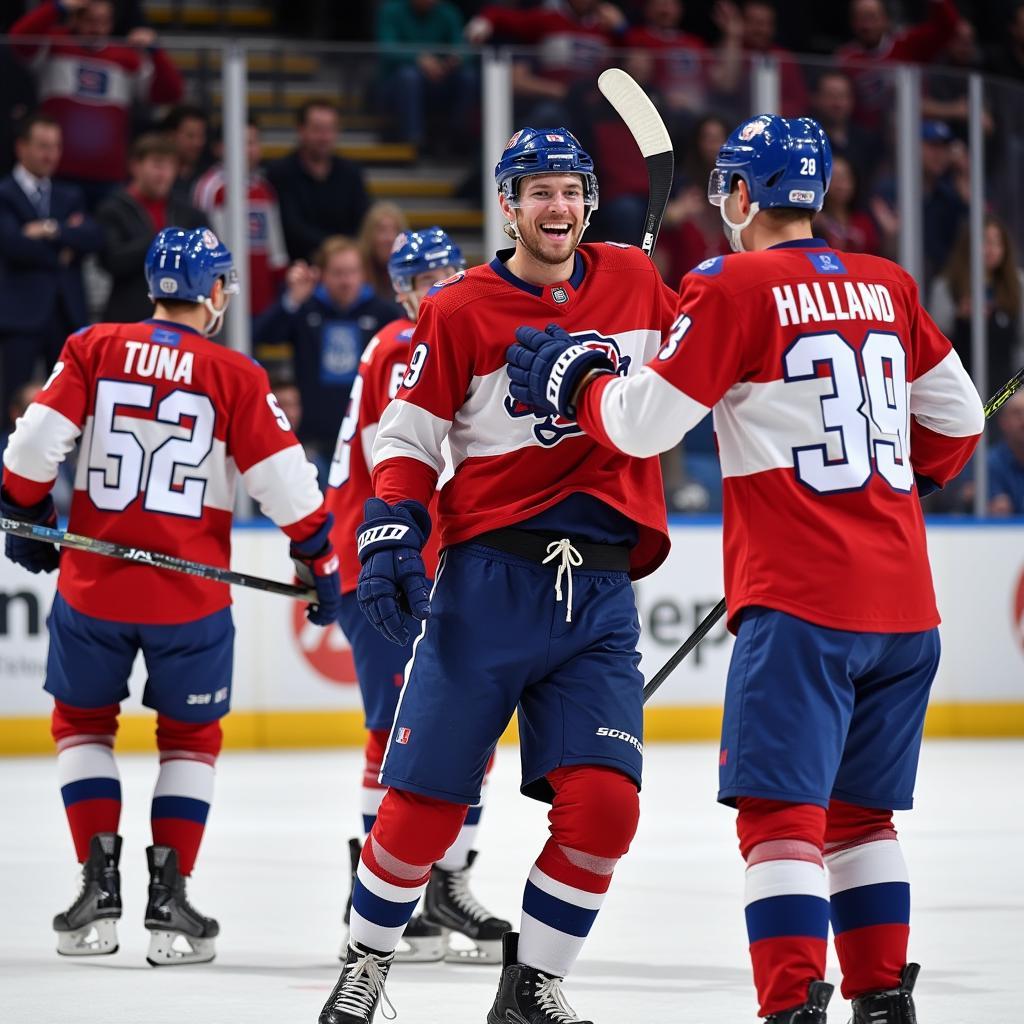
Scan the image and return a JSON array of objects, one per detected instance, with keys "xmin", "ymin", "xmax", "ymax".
[
  {"xmin": 52, "ymin": 701, "xmax": 121, "ymax": 862},
  {"xmin": 518, "ymin": 766, "xmax": 639, "ymax": 978},
  {"xmin": 151, "ymin": 715, "xmax": 222, "ymax": 876},
  {"xmin": 825, "ymin": 801, "xmax": 909, "ymax": 999},
  {"xmin": 737, "ymin": 798, "xmax": 829, "ymax": 1017},
  {"xmin": 350, "ymin": 787, "xmax": 468, "ymax": 952}
]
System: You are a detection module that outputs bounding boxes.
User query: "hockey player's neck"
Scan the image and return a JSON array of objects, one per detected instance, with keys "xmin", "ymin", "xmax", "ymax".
[
  {"xmin": 505, "ymin": 246, "xmax": 576, "ymax": 287},
  {"xmin": 746, "ymin": 220, "xmax": 814, "ymax": 252},
  {"xmin": 152, "ymin": 303, "xmax": 208, "ymax": 335}
]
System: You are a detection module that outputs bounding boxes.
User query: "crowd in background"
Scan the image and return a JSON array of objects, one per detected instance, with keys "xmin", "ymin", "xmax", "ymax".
[{"xmin": 3, "ymin": 0, "xmax": 1024, "ymax": 517}]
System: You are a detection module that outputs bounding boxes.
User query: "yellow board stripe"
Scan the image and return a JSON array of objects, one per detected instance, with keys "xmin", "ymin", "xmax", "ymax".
[{"xmin": 2, "ymin": 703, "xmax": 1023, "ymax": 756}]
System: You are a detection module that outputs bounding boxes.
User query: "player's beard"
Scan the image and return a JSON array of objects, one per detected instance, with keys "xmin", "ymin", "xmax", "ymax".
[{"xmin": 517, "ymin": 217, "xmax": 584, "ymax": 267}]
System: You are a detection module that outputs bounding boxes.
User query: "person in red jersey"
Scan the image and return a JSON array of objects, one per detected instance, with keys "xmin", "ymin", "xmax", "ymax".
[
  {"xmin": 507, "ymin": 115, "xmax": 985, "ymax": 1024},
  {"xmin": 325, "ymin": 226, "xmax": 511, "ymax": 965},
  {"xmin": 10, "ymin": 0, "xmax": 184, "ymax": 208},
  {"xmin": 318, "ymin": 126, "xmax": 677, "ymax": 1024},
  {"xmin": 1, "ymin": 226, "xmax": 341, "ymax": 967}
]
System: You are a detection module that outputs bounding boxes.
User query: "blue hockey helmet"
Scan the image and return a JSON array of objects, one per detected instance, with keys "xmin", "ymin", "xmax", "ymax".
[
  {"xmin": 145, "ymin": 226, "xmax": 239, "ymax": 303},
  {"xmin": 388, "ymin": 226, "xmax": 465, "ymax": 294},
  {"xmin": 494, "ymin": 127, "xmax": 599, "ymax": 211}
]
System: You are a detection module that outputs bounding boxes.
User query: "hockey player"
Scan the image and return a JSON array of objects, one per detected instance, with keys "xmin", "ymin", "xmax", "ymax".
[
  {"xmin": 317, "ymin": 127, "xmax": 678, "ymax": 1024},
  {"xmin": 1, "ymin": 226, "xmax": 341, "ymax": 966},
  {"xmin": 326, "ymin": 226, "xmax": 511, "ymax": 964},
  {"xmin": 506, "ymin": 115, "xmax": 985, "ymax": 1023}
]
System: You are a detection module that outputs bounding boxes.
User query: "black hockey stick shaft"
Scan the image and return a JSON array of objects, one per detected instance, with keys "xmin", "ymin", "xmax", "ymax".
[
  {"xmin": 641, "ymin": 364, "xmax": 1024, "ymax": 705},
  {"xmin": 0, "ymin": 516, "xmax": 317, "ymax": 602}
]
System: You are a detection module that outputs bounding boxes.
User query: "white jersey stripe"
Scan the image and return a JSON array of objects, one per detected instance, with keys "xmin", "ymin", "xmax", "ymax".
[{"xmin": 3, "ymin": 402, "xmax": 81, "ymax": 483}]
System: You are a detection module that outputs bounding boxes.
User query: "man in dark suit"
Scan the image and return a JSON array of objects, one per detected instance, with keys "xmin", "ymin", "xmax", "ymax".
[{"xmin": 0, "ymin": 113, "xmax": 102, "ymax": 428}]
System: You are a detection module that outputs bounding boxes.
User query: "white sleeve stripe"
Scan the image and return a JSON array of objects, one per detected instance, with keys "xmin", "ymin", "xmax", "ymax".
[
  {"xmin": 373, "ymin": 401, "xmax": 450, "ymax": 474},
  {"xmin": 241, "ymin": 444, "xmax": 323, "ymax": 528},
  {"xmin": 2, "ymin": 403, "xmax": 81, "ymax": 483},
  {"xmin": 910, "ymin": 349, "xmax": 985, "ymax": 438},
  {"xmin": 360, "ymin": 421, "xmax": 378, "ymax": 470},
  {"xmin": 598, "ymin": 368, "xmax": 710, "ymax": 458}
]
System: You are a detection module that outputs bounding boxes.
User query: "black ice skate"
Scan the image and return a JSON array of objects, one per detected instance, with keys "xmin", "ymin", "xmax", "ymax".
[
  {"xmin": 340, "ymin": 837, "xmax": 444, "ymax": 963},
  {"xmin": 486, "ymin": 931, "xmax": 593, "ymax": 1024},
  {"xmin": 850, "ymin": 963, "xmax": 920, "ymax": 1024},
  {"xmin": 144, "ymin": 845, "xmax": 218, "ymax": 966},
  {"xmin": 422, "ymin": 850, "xmax": 512, "ymax": 963},
  {"xmin": 320, "ymin": 942, "xmax": 396, "ymax": 1024},
  {"xmin": 764, "ymin": 980, "xmax": 834, "ymax": 1023},
  {"xmin": 53, "ymin": 832, "xmax": 122, "ymax": 956}
]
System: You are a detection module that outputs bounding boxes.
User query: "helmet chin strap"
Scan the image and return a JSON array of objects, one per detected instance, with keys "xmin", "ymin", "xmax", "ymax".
[
  {"xmin": 202, "ymin": 295, "xmax": 229, "ymax": 336},
  {"xmin": 720, "ymin": 200, "xmax": 760, "ymax": 253}
]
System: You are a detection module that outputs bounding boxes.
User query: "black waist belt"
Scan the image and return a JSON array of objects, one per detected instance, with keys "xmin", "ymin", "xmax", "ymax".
[{"xmin": 471, "ymin": 527, "xmax": 631, "ymax": 572}]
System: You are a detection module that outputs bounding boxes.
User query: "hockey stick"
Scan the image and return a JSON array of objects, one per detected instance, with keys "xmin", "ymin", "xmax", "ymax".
[
  {"xmin": 597, "ymin": 68, "xmax": 674, "ymax": 258},
  {"xmin": 641, "ymin": 365, "xmax": 1024, "ymax": 705},
  {"xmin": 0, "ymin": 517, "xmax": 317, "ymax": 602}
]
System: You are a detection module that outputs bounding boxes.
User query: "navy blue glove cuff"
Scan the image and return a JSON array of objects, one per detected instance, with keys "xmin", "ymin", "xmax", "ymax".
[
  {"xmin": 290, "ymin": 512, "xmax": 334, "ymax": 558},
  {"xmin": 0, "ymin": 489, "xmax": 55, "ymax": 524},
  {"xmin": 548, "ymin": 345, "xmax": 614, "ymax": 418},
  {"xmin": 356, "ymin": 498, "xmax": 430, "ymax": 564}
]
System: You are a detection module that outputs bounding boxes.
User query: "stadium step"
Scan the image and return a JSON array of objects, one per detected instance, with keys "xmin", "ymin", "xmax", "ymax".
[{"xmin": 146, "ymin": 1, "xmax": 273, "ymax": 30}]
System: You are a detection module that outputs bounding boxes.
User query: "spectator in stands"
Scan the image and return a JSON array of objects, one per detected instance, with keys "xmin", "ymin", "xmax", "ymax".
[
  {"xmin": 814, "ymin": 154, "xmax": 880, "ymax": 256},
  {"xmin": 810, "ymin": 69, "xmax": 876, "ymax": 191},
  {"xmin": 192, "ymin": 118, "xmax": 289, "ymax": 317},
  {"xmin": 929, "ymin": 215, "xmax": 1024, "ymax": 397},
  {"xmin": 836, "ymin": 0, "xmax": 960, "ymax": 131},
  {"xmin": 988, "ymin": 392, "xmax": 1024, "ymax": 515},
  {"xmin": 712, "ymin": 1, "xmax": 809, "ymax": 119},
  {"xmin": 95, "ymin": 133, "xmax": 204, "ymax": 323},
  {"xmin": 923, "ymin": 18, "xmax": 991, "ymax": 141},
  {"xmin": 0, "ymin": 114, "xmax": 102, "ymax": 424},
  {"xmin": 253, "ymin": 236, "xmax": 403, "ymax": 471},
  {"xmin": 465, "ymin": 0, "xmax": 624, "ymax": 125},
  {"xmin": 0, "ymin": 43, "xmax": 36, "ymax": 177},
  {"xmin": 357, "ymin": 201, "xmax": 409, "ymax": 302},
  {"xmin": 162, "ymin": 104, "xmax": 212, "ymax": 202},
  {"xmin": 10, "ymin": 0, "xmax": 184, "ymax": 210},
  {"xmin": 265, "ymin": 100, "xmax": 370, "ymax": 263},
  {"xmin": 376, "ymin": 0, "xmax": 475, "ymax": 150},
  {"xmin": 987, "ymin": 2, "xmax": 1024, "ymax": 81}
]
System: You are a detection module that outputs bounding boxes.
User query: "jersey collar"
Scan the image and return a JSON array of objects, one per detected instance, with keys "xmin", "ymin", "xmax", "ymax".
[
  {"xmin": 489, "ymin": 248, "xmax": 586, "ymax": 305},
  {"xmin": 142, "ymin": 318, "xmax": 204, "ymax": 338},
  {"xmin": 767, "ymin": 237, "xmax": 832, "ymax": 250}
]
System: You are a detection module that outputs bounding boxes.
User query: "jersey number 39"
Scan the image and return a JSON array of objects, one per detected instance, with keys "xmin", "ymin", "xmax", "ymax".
[{"xmin": 783, "ymin": 330, "xmax": 912, "ymax": 494}]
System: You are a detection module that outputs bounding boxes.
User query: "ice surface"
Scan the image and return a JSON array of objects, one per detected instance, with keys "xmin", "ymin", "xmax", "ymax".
[{"xmin": 3, "ymin": 740, "xmax": 1021, "ymax": 1023}]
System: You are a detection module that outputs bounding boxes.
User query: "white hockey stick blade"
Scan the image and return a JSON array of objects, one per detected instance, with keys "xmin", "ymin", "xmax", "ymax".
[{"xmin": 597, "ymin": 68, "xmax": 672, "ymax": 158}]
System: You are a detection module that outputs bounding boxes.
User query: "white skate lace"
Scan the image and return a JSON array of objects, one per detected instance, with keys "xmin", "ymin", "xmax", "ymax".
[
  {"xmin": 535, "ymin": 976, "xmax": 584, "ymax": 1023},
  {"xmin": 332, "ymin": 949, "xmax": 396, "ymax": 1021},
  {"xmin": 543, "ymin": 539, "xmax": 583, "ymax": 623},
  {"xmin": 448, "ymin": 868, "xmax": 493, "ymax": 923}
]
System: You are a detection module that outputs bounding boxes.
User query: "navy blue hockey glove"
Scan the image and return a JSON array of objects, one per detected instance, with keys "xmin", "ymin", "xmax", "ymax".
[
  {"xmin": 290, "ymin": 514, "xmax": 342, "ymax": 627},
  {"xmin": 0, "ymin": 489, "xmax": 59, "ymax": 574},
  {"xmin": 506, "ymin": 323, "xmax": 614, "ymax": 419},
  {"xmin": 356, "ymin": 497, "xmax": 431, "ymax": 645}
]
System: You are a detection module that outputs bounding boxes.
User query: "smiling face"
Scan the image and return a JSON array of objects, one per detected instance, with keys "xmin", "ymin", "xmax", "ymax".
[{"xmin": 501, "ymin": 173, "xmax": 587, "ymax": 268}]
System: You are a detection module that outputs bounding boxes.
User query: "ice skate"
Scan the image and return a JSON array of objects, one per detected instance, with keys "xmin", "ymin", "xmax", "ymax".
[
  {"xmin": 486, "ymin": 931, "xmax": 593, "ymax": 1024},
  {"xmin": 320, "ymin": 942, "xmax": 396, "ymax": 1024},
  {"xmin": 422, "ymin": 850, "xmax": 511, "ymax": 963},
  {"xmin": 850, "ymin": 963, "xmax": 920, "ymax": 1024},
  {"xmin": 144, "ymin": 845, "xmax": 218, "ymax": 966},
  {"xmin": 340, "ymin": 837, "xmax": 444, "ymax": 963},
  {"xmin": 764, "ymin": 980, "xmax": 834, "ymax": 1023},
  {"xmin": 53, "ymin": 832, "xmax": 122, "ymax": 956}
]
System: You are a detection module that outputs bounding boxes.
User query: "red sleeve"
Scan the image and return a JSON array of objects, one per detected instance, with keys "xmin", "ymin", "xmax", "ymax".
[
  {"xmin": 9, "ymin": 0, "xmax": 63, "ymax": 57},
  {"xmin": 891, "ymin": 0, "xmax": 959, "ymax": 62},
  {"xmin": 147, "ymin": 47, "xmax": 185, "ymax": 104},
  {"xmin": 480, "ymin": 6, "xmax": 561, "ymax": 42}
]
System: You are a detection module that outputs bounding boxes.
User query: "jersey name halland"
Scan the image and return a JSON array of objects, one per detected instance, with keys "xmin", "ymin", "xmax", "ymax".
[{"xmin": 772, "ymin": 281, "xmax": 895, "ymax": 327}]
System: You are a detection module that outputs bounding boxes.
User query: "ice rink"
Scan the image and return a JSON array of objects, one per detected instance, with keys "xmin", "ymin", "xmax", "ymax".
[{"xmin": 3, "ymin": 740, "xmax": 1021, "ymax": 1023}]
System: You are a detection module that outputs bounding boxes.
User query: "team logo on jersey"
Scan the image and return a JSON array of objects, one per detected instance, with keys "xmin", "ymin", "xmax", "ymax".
[
  {"xmin": 551, "ymin": 286, "xmax": 569, "ymax": 304},
  {"xmin": 504, "ymin": 330, "xmax": 631, "ymax": 446},
  {"xmin": 76, "ymin": 66, "xmax": 109, "ymax": 97},
  {"xmin": 806, "ymin": 251, "xmax": 848, "ymax": 275},
  {"xmin": 692, "ymin": 256, "xmax": 724, "ymax": 276}
]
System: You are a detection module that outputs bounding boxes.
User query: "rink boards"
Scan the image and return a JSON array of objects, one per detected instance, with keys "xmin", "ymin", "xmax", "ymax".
[{"xmin": 1, "ymin": 520, "xmax": 1023, "ymax": 752}]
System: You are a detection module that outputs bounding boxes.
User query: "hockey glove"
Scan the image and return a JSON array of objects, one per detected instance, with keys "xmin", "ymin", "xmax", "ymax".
[
  {"xmin": 356, "ymin": 497, "xmax": 431, "ymax": 646},
  {"xmin": 290, "ymin": 514, "xmax": 342, "ymax": 627},
  {"xmin": 506, "ymin": 323, "xmax": 614, "ymax": 420},
  {"xmin": 0, "ymin": 489, "xmax": 60, "ymax": 574}
]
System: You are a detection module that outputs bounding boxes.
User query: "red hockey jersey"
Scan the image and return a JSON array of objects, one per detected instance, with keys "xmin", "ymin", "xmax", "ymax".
[
  {"xmin": 577, "ymin": 240, "xmax": 985, "ymax": 632},
  {"xmin": 2, "ymin": 319, "xmax": 326, "ymax": 624},
  {"xmin": 326, "ymin": 317, "xmax": 441, "ymax": 593},
  {"xmin": 371, "ymin": 243, "xmax": 678, "ymax": 580}
]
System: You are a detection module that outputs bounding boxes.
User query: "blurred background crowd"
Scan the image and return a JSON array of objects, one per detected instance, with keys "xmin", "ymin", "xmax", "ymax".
[{"xmin": 3, "ymin": 0, "xmax": 1024, "ymax": 518}]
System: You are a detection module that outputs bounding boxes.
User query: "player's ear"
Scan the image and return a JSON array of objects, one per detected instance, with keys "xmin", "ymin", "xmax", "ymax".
[{"xmin": 211, "ymin": 278, "xmax": 225, "ymax": 308}]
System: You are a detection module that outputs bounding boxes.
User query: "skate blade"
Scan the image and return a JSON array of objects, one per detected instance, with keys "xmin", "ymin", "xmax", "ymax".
[
  {"xmin": 443, "ymin": 935, "xmax": 503, "ymax": 965},
  {"xmin": 146, "ymin": 930, "xmax": 216, "ymax": 967},
  {"xmin": 56, "ymin": 918, "xmax": 119, "ymax": 956},
  {"xmin": 395, "ymin": 931, "xmax": 446, "ymax": 963}
]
